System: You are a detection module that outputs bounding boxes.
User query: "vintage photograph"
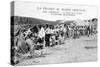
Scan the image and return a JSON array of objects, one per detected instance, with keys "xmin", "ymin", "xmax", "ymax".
[{"xmin": 11, "ymin": 1, "xmax": 98, "ymax": 66}]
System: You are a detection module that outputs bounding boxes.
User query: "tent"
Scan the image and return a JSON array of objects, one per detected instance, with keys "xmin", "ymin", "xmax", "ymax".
[{"xmin": 73, "ymin": 19, "xmax": 89, "ymax": 26}]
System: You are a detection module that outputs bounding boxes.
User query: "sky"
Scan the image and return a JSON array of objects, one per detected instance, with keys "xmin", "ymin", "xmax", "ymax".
[{"xmin": 14, "ymin": 1, "xmax": 97, "ymax": 21}]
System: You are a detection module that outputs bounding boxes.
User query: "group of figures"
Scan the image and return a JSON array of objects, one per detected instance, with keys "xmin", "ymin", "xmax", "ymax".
[{"xmin": 11, "ymin": 18, "xmax": 97, "ymax": 65}]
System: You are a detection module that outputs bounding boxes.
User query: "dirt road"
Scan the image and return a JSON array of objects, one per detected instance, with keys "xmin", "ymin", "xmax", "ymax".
[{"xmin": 17, "ymin": 35, "xmax": 97, "ymax": 66}]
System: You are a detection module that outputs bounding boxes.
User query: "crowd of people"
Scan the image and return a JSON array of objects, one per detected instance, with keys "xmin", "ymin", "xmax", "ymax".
[{"xmin": 11, "ymin": 19, "xmax": 97, "ymax": 64}]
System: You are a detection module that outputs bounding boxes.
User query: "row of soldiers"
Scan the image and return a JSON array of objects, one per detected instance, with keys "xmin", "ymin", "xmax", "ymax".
[
  {"xmin": 12, "ymin": 23, "xmax": 97, "ymax": 64},
  {"xmin": 15, "ymin": 23, "xmax": 97, "ymax": 54}
]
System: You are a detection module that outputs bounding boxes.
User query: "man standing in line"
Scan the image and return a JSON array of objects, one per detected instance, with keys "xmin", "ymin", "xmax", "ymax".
[
  {"xmin": 38, "ymin": 25, "xmax": 45, "ymax": 48},
  {"xmin": 45, "ymin": 24, "xmax": 51, "ymax": 47}
]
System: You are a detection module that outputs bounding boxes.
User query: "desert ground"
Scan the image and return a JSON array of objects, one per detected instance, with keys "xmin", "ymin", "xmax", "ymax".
[{"xmin": 16, "ymin": 34, "xmax": 97, "ymax": 66}]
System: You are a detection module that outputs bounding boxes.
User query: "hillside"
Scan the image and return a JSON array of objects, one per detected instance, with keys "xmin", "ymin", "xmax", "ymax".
[{"xmin": 11, "ymin": 16, "xmax": 57, "ymax": 25}]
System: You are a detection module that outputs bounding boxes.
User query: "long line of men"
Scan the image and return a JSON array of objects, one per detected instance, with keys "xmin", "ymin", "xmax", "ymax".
[
  {"xmin": 12, "ymin": 23, "xmax": 97, "ymax": 64},
  {"xmin": 16, "ymin": 23, "xmax": 96, "ymax": 49}
]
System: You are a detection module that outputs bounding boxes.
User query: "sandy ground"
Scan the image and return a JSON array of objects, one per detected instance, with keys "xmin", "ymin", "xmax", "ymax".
[{"xmin": 16, "ymin": 34, "xmax": 97, "ymax": 66}]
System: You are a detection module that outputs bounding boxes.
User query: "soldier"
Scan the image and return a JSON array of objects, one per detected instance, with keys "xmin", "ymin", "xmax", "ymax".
[
  {"xmin": 45, "ymin": 24, "xmax": 51, "ymax": 47},
  {"xmin": 38, "ymin": 25, "xmax": 45, "ymax": 49}
]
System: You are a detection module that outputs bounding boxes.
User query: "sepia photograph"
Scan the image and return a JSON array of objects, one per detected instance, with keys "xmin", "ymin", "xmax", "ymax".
[{"xmin": 11, "ymin": 1, "xmax": 98, "ymax": 66}]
